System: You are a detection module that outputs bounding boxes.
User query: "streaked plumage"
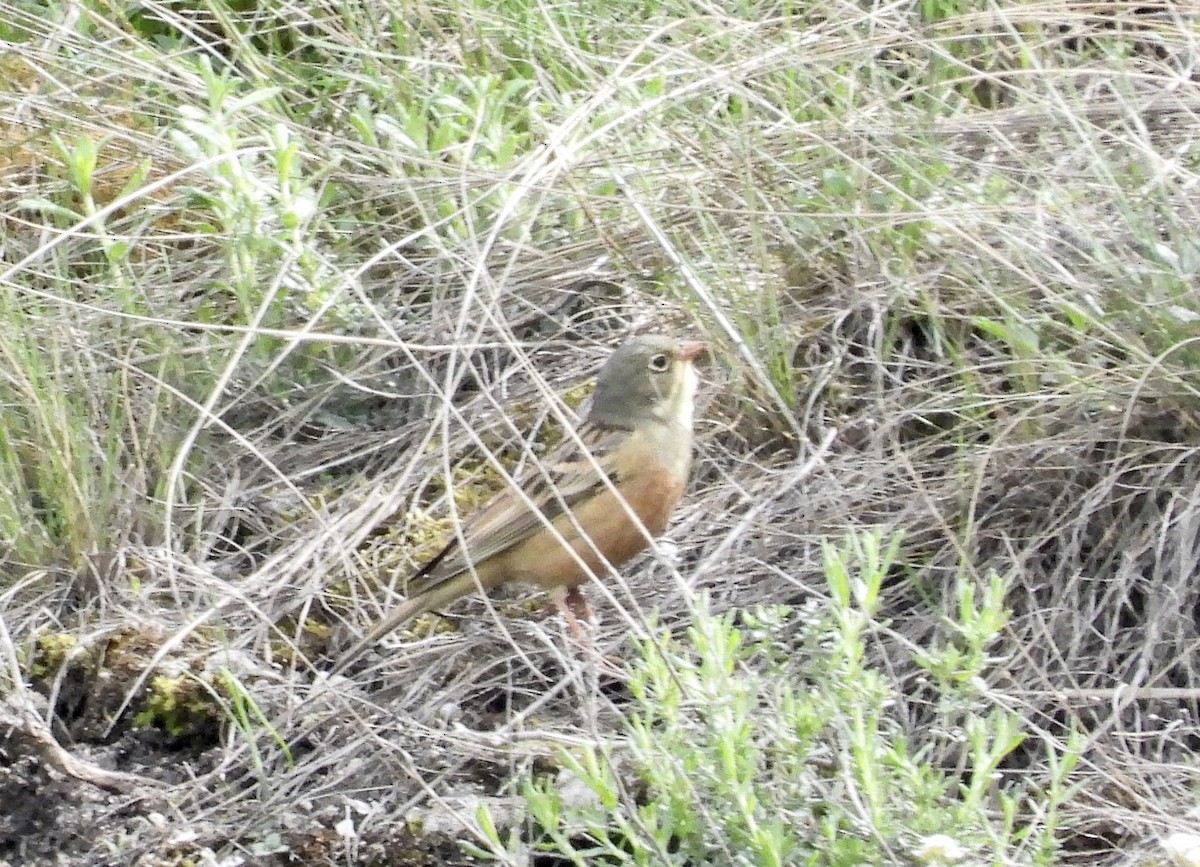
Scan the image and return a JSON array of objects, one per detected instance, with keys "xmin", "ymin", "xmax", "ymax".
[{"xmin": 332, "ymin": 335, "xmax": 704, "ymax": 674}]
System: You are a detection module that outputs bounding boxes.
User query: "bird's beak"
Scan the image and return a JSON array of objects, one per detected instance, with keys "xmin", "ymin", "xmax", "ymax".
[{"xmin": 677, "ymin": 341, "xmax": 707, "ymax": 363}]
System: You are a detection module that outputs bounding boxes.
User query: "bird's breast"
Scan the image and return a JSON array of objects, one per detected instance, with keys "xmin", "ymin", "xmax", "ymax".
[
  {"xmin": 610, "ymin": 421, "xmax": 692, "ymax": 533},
  {"xmin": 503, "ymin": 421, "xmax": 692, "ymax": 589}
]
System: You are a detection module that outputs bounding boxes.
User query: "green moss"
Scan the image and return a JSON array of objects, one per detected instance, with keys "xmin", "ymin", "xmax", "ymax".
[
  {"xmin": 134, "ymin": 673, "xmax": 225, "ymax": 740},
  {"xmin": 30, "ymin": 633, "xmax": 82, "ymax": 678}
]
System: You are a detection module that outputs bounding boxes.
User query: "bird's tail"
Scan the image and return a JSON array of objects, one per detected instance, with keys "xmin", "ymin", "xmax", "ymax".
[{"xmin": 328, "ymin": 572, "xmax": 481, "ymax": 676}]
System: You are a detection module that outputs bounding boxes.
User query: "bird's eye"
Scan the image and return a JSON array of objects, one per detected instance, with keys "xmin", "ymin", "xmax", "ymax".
[{"xmin": 647, "ymin": 352, "xmax": 671, "ymax": 373}]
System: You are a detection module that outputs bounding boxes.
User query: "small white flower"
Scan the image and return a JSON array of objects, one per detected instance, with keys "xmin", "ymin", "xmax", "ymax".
[
  {"xmin": 915, "ymin": 834, "xmax": 966, "ymax": 864},
  {"xmin": 1162, "ymin": 832, "xmax": 1200, "ymax": 866}
]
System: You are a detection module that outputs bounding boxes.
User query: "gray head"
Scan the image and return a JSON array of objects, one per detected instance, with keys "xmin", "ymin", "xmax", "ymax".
[{"xmin": 587, "ymin": 335, "xmax": 706, "ymax": 430}]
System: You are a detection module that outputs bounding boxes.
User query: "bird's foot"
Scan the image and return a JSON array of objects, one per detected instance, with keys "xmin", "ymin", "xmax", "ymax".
[
  {"xmin": 553, "ymin": 585, "xmax": 595, "ymax": 639},
  {"xmin": 550, "ymin": 586, "xmax": 625, "ymax": 678}
]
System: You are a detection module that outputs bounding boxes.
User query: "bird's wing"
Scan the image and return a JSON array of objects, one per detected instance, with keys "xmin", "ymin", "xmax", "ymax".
[{"xmin": 405, "ymin": 420, "xmax": 630, "ymax": 595}]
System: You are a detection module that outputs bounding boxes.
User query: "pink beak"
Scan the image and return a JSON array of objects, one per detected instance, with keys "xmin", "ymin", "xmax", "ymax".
[{"xmin": 678, "ymin": 341, "xmax": 707, "ymax": 362}]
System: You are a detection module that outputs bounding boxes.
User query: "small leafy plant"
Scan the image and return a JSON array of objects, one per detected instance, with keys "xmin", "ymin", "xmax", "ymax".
[{"xmin": 470, "ymin": 531, "xmax": 1080, "ymax": 865}]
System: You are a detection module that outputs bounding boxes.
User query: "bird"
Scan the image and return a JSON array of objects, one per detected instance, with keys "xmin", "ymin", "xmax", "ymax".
[{"xmin": 331, "ymin": 334, "xmax": 705, "ymax": 674}]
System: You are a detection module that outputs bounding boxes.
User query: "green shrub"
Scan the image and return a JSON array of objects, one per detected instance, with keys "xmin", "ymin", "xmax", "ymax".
[{"xmin": 471, "ymin": 532, "xmax": 1080, "ymax": 865}]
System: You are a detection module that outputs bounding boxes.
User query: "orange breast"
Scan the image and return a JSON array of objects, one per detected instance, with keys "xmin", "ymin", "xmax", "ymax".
[{"xmin": 496, "ymin": 467, "xmax": 685, "ymax": 591}]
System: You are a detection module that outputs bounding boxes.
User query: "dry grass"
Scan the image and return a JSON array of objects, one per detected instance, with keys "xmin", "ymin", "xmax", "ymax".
[{"xmin": 2, "ymin": 0, "xmax": 1200, "ymax": 864}]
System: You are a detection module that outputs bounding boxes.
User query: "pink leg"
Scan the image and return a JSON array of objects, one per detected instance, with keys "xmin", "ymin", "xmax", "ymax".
[
  {"xmin": 551, "ymin": 586, "xmax": 623, "ymax": 676},
  {"xmin": 552, "ymin": 586, "xmax": 594, "ymax": 639}
]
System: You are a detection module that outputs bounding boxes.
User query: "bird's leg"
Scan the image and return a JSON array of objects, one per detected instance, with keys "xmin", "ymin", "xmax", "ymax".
[
  {"xmin": 551, "ymin": 585, "xmax": 595, "ymax": 640},
  {"xmin": 549, "ymin": 586, "xmax": 626, "ymax": 678}
]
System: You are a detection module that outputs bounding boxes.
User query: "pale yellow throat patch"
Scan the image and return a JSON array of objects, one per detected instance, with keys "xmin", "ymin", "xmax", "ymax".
[
  {"xmin": 641, "ymin": 361, "xmax": 698, "ymax": 479},
  {"xmin": 675, "ymin": 362, "xmax": 698, "ymax": 429},
  {"xmin": 653, "ymin": 361, "xmax": 698, "ymax": 427}
]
